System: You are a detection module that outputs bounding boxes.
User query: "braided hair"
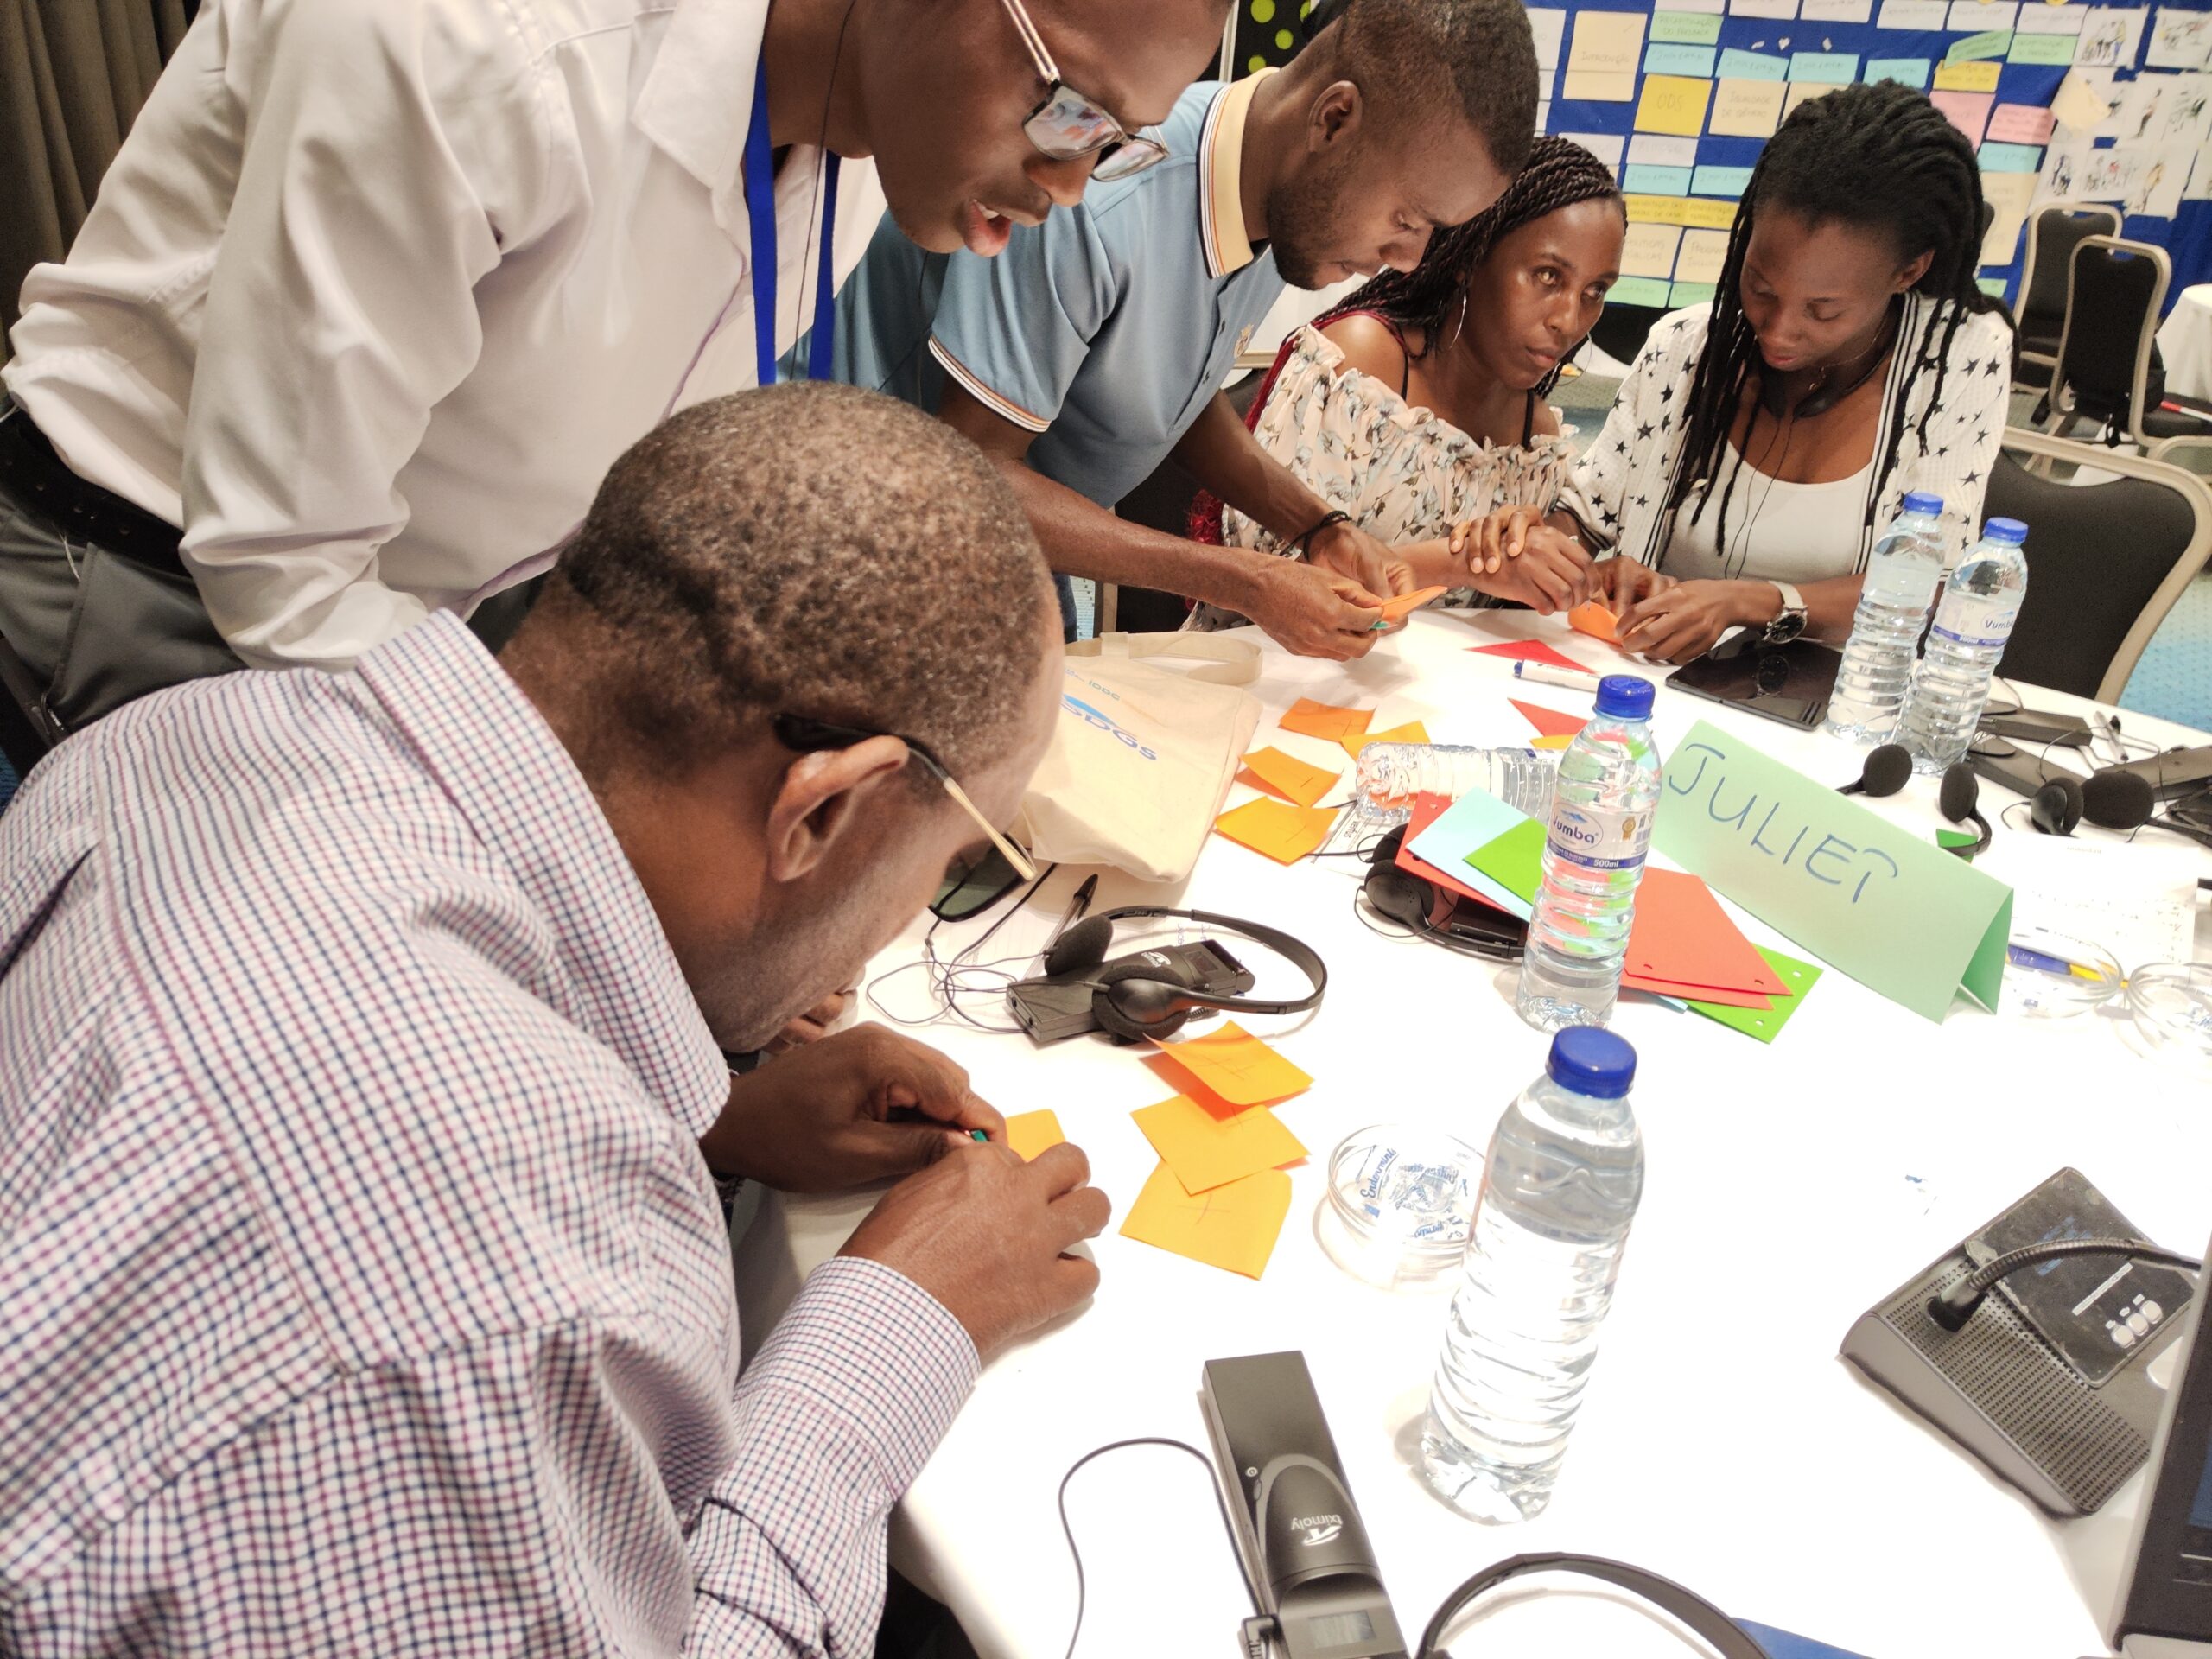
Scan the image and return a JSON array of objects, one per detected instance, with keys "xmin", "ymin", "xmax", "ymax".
[
  {"xmin": 1663, "ymin": 81, "xmax": 2012, "ymax": 570},
  {"xmin": 1324, "ymin": 136, "xmax": 1625, "ymax": 397}
]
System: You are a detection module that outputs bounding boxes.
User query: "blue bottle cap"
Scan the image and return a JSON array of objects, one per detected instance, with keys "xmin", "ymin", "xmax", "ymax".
[
  {"xmin": 1984, "ymin": 517, "xmax": 2028, "ymax": 546},
  {"xmin": 1902, "ymin": 491, "xmax": 1943, "ymax": 516},
  {"xmin": 1594, "ymin": 675, "xmax": 1654, "ymax": 721},
  {"xmin": 1548, "ymin": 1028, "xmax": 1637, "ymax": 1099}
]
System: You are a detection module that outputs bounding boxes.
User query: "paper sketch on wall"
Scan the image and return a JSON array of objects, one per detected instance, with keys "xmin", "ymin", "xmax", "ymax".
[{"xmin": 2074, "ymin": 7, "xmax": 2146, "ymax": 67}]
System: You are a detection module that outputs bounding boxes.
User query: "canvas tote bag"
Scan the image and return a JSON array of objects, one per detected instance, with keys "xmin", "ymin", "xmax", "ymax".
[{"xmin": 1012, "ymin": 632, "xmax": 1262, "ymax": 883}]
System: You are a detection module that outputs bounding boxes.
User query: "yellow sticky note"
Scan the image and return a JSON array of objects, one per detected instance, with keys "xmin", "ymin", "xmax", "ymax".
[
  {"xmin": 1620, "ymin": 221, "xmax": 1683, "ymax": 279},
  {"xmin": 1120, "ymin": 1161, "xmax": 1293, "ymax": 1279},
  {"xmin": 1339, "ymin": 719, "xmax": 1432, "ymax": 760},
  {"xmin": 1213, "ymin": 796, "xmax": 1338, "ymax": 864},
  {"xmin": 1561, "ymin": 68, "xmax": 1639, "ymax": 99},
  {"xmin": 1709, "ymin": 77, "xmax": 1786, "ymax": 137},
  {"xmin": 1674, "ymin": 228, "xmax": 1732, "ymax": 285},
  {"xmin": 1131, "ymin": 1095, "xmax": 1307, "ymax": 1195},
  {"xmin": 1005, "ymin": 1109, "xmax": 1065, "ymax": 1161},
  {"xmin": 1635, "ymin": 73, "xmax": 1714, "ymax": 137},
  {"xmin": 1933, "ymin": 57, "xmax": 2001, "ymax": 90},
  {"xmin": 1567, "ymin": 9, "xmax": 1646, "ymax": 74},
  {"xmin": 1149, "ymin": 1019, "xmax": 1313, "ymax": 1107},
  {"xmin": 1278, "ymin": 697, "xmax": 1371, "ymax": 742},
  {"xmin": 1238, "ymin": 746, "xmax": 1341, "ymax": 808},
  {"xmin": 1532, "ymin": 733, "xmax": 1577, "ymax": 751},
  {"xmin": 1680, "ymin": 197, "xmax": 1738, "ymax": 230},
  {"xmin": 1783, "ymin": 82, "xmax": 1845, "ymax": 118}
]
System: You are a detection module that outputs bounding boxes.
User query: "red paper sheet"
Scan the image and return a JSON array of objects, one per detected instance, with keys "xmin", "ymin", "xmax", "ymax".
[
  {"xmin": 1621, "ymin": 868, "xmax": 1789, "ymax": 998},
  {"xmin": 1508, "ymin": 698, "xmax": 1586, "ymax": 739},
  {"xmin": 1395, "ymin": 792, "xmax": 1513, "ymax": 913},
  {"xmin": 1468, "ymin": 639, "xmax": 1592, "ymax": 674},
  {"xmin": 1622, "ymin": 974, "xmax": 1772, "ymax": 1009}
]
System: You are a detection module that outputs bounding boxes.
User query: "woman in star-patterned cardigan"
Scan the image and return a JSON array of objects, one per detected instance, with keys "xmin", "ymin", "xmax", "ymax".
[{"xmin": 1476, "ymin": 83, "xmax": 2014, "ymax": 664}]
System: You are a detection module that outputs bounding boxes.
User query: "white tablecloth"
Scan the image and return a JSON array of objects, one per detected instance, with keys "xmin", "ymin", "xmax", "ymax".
[
  {"xmin": 735, "ymin": 609, "xmax": 2212, "ymax": 1659},
  {"xmin": 2157, "ymin": 283, "xmax": 2212, "ymax": 403}
]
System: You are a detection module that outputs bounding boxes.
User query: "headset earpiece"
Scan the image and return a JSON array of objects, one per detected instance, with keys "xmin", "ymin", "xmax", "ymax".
[
  {"xmin": 2031, "ymin": 775, "xmax": 2085, "ymax": 836},
  {"xmin": 1938, "ymin": 762, "xmax": 1993, "ymax": 859},
  {"xmin": 1362, "ymin": 864, "xmax": 1432, "ymax": 931},
  {"xmin": 1041, "ymin": 913, "xmax": 1115, "ymax": 978},
  {"xmin": 1091, "ymin": 958, "xmax": 1199, "ymax": 1043}
]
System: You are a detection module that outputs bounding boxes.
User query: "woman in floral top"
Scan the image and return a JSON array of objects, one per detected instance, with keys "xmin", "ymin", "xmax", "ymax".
[{"xmin": 1188, "ymin": 138, "xmax": 1625, "ymax": 626}]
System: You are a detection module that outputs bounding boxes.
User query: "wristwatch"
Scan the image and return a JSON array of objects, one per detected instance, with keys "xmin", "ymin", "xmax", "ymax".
[{"xmin": 1762, "ymin": 581, "xmax": 1808, "ymax": 645}]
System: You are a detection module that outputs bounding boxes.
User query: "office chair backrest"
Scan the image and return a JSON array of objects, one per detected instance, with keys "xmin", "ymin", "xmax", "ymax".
[
  {"xmin": 2050, "ymin": 236, "xmax": 2171, "ymax": 437},
  {"xmin": 2018, "ymin": 204, "xmax": 2122, "ymax": 346},
  {"xmin": 1989, "ymin": 430, "xmax": 2212, "ymax": 703}
]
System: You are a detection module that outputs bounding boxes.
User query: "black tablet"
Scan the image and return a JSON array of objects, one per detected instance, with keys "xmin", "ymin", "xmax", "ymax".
[{"xmin": 1666, "ymin": 633, "xmax": 1842, "ymax": 730}]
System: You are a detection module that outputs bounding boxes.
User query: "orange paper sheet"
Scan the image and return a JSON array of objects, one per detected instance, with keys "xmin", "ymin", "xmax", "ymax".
[
  {"xmin": 1397, "ymin": 791, "xmax": 1513, "ymax": 912},
  {"xmin": 1131, "ymin": 1095, "xmax": 1306, "ymax": 1194},
  {"xmin": 1568, "ymin": 600, "xmax": 1621, "ymax": 643},
  {"xmin": 1531, "ymin": 733, "xmax": 1576, "ymax": 751},
  {"xmin": 1213, "ymin": 797, "xmax": 1338, "ymax": 864},
  {"xmin": 1004, "ymin": 1109, "xmax": 1066, "ymax": 1161},
  {"xmin": 1621, "ymin": 868, "xmax": 1789, "ymax": 997},
  {"xmin": 1377, "ymin": 584, "xmax": 1450, "ymax": 621},
  {"xmin": 1509, "ymin": 698, "xmax": 1586, "ymax": 739},
  {"xmin": 1237, "ymin": 746, "xmax": 1341, "ymax": 807},
  {"xmin": 1340, "ymin": 720, "xmax": 1432, "ymax": 760},
  {"xmin": 1119, "ymin": 1161, "xmax": 1292, "ymax": 1279},
  {"xmin": 1148, "ymin": 1019, "xmax": 1313, "ymax": 1107},
  {"xmin": 1279, "ymin": 698, "xmax": 1372, "ymax": 742}
]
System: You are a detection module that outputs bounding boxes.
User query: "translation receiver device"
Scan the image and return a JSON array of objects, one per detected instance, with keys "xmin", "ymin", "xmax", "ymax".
[{"xmin": 1201, "ymin": 1351, "xmax": 1408, "ymax": 1659}]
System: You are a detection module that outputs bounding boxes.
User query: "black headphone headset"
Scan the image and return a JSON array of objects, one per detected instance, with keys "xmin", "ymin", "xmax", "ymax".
[
  {"xmin": 1416, "ymin": 1554, "xmax": 1772, "ymax": 1658},
  {"xmin": 1039, "ymin": 906, "xmax": 1327, "ymax": 1043},
  {"xmin": 1938, "ymin": 762, "xmax": 1993, "ymax": 859},
  {"xmin": 1358, "ymin": 828, "xmax": 1527, "ymax": 961},
  {"xmin": 1845, "ymin": 743, "xmax": 1994, "ymax": 860}
]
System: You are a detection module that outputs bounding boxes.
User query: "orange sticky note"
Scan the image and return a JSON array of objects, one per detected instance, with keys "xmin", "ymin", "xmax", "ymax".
[
  {"xmin": 1132, "ymin": 1095, "xmax": 1306, "ymax": 1194},
  {"xmin": 1237, "ymin": 746, "xmax": 1341, "ymax": 808},
  {"xmin": 1376, "ymin": 584, "xmax": 1450, "ymax": 621},
  {"xmin": 1567, "ymin": 600, "xmax": 1621, "ymax": 643},
  {"xmin": 1509, "ymin": 698, "xmax": 1586, "ymax": 739},
  {"xmin": 1279, "ymin": 698, "xmax": 1372, "ymax": 742},
  {"xmin": 1213, "ymin": 797, "xmax": 1338, "ymax": 863},
  {"xmin": 1005, "ymin": 1109, "xmax": 1065, "ymax": 1161},
  {"xmin": 1531, "ymin": 733, "xmax": 1576, "ymax": 751},
  {"xmin": 1149, "ymin": 1019, "xmax": 1313, "ymax": 1107},
  {"xmin": 1119, "ymin": 1161, "xmax": 1292, "ymax": 1279},
  {"xmin": 1340, "ymin": 720, "xmax": 1432, "ymax": 760}
]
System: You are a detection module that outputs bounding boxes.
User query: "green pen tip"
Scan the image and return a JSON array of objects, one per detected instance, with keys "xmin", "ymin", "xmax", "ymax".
[{"xmin": 969, "ymin": 1128, "xmax": 990, "ymax": 1143}]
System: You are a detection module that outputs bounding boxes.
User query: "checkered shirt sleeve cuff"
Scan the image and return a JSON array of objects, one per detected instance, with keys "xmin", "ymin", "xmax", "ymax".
[{"xmin": 689, "ymin": 1258, "xmax": 978, "ymax": 1652}]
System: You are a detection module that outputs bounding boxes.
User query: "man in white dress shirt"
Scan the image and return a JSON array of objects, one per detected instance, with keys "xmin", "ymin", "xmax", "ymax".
[{"xmin": 0, "ymin": 0, "xmax": 1227, "ymax": 744}]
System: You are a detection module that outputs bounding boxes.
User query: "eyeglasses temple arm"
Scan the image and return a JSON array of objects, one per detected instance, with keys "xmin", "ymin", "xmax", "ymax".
[
  {"xmin": 939, "ymin": 772, "xmax": 1039, "ymax": 881},
  {"xmin": 996, "ymin": 0, "xmax": 1060, "ymax": 83}
]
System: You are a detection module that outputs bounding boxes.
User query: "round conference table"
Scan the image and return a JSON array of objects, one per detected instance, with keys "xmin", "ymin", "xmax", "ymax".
[
  {"xmin": 734, "ymin": 608, "xmax": 2212, "ymax": 1659},
  {"xmin": 2157, "ymin": 283, "xmax": 2212, "ymax": 404}
]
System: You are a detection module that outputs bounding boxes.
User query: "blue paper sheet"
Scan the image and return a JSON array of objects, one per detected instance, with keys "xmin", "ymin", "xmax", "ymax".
[
  {"xmin": 1719, "ymin": 47, "xmax": 1789, "ymax": 79},
  {"xmin": 1404, "ymin": 791, "xmax": 1538, "ymax": 922}
]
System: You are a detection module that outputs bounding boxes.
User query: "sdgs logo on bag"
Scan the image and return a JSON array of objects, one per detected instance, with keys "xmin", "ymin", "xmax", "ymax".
[{"xmin": 1063, "ymin": 693, "xmax": 1159, "ymax": 761}]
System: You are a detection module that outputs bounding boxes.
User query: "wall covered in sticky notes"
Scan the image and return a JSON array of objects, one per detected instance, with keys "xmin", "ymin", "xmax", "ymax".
[{"xmin": 1534, "ymin": 0, "xmax": 2212, "ymax": 310}]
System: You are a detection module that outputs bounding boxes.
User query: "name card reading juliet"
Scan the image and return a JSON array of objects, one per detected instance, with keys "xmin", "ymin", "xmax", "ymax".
[{"xmin": 1651, "ymin": 720, "xmax": 2012, "ymax": 1021}]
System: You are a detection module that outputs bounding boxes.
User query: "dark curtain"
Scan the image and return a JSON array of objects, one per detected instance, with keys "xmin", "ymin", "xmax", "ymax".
[{"xmin": 0, "ymin": 0, "xmax": 192, "ymax": 346}]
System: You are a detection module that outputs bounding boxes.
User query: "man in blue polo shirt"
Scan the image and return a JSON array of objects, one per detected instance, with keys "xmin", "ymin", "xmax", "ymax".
[{"xmin": 824, "ymin": 0, "xmax": 1537, "ymax": 658}]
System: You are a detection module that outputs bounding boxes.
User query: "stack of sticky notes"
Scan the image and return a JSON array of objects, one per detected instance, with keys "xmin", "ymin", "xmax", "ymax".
[
  {"xmin": 1278, "ymin": 697, "xmax": 1372, "ymax": 743},
  {"xmin": 1120, "ymin": 1022, "xmax": 1311, "ymax": 1278},
  {"xmin": 1236, "ymin": 745, "xmax": 1340, "ymax": 807},
  {"xmin": 1215, "ymin": 796, "xmax": 1339, "ymax": 863}
]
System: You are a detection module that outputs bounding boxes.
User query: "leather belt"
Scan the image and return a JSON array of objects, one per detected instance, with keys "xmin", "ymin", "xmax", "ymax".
[{"xmin": 0, "ymin": 403, "xmax": 189, "ymax": 577}]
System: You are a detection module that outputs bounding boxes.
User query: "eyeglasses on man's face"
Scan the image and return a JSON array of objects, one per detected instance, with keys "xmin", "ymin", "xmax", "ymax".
[{"xmin": 995, "ymin": 0, "xmax": 1170, "ymax": 182}]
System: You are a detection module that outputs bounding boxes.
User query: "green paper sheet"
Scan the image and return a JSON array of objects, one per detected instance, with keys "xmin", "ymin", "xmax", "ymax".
[
  {"xmin": 1948, "ymin": 29, "xmax": 2012, "ymax": 61},
  {"xmin": 2007, "ymin": 33, "xmax": 2075, "ymax": 63},
  {"xmin": 1608, "ymin": 276, "xmax": 1675, "ymax": 308},
  {"xmin": 1652, "ymin": 719, "xmax": 2013, "ymax": 1021},
  {"xmin": 1936, "ymin": 829, "xmax": 1979, "ymax": 852},
  {"xmin": 1651, "ymin": 8, "xmax": 1724, "ymax": 43},
  {"xmin": 1465, "ymin": 818, "xmax": 1548, "ymax": 902},
  {"xmin": 1690, "ymin": 947, "xmax": 1822, "ymax": 1043}
]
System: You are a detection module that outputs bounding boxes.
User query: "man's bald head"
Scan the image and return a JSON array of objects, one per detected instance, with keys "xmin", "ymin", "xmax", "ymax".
[{"xmin": 518, "ymin": 382, "xmax": 1052, "ymax": 787}]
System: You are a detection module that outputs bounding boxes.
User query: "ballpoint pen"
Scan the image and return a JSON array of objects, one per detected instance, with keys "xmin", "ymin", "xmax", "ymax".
[{"xmin": 1050, "ymin": 874, "xmax": 1098, "ymax": 949}]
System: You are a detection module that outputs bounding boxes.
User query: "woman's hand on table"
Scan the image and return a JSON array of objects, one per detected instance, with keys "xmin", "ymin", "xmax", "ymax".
[
  {"xmin": 1592, "ymin": 556, "xmax": 1672, "ymax": 612},
  {"xmin": 1617, "ymin": 577, "xmax": 1775, "ymax": 664}
]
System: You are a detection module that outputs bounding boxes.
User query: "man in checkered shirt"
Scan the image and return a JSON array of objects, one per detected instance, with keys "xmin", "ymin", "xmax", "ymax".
[{"xmin": 0, "ymin": 385, "xmax": 1106, "ymax": 1655}]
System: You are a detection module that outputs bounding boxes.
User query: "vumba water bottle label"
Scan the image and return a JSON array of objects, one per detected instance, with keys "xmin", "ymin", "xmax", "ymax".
[
  {"xmin": 1548, "ymin": 804, "xmax": 1651, "ymax": 871},
  {"xmin": 1930, "ymin": 595, "xmax": 2018, "ymax": 650}
]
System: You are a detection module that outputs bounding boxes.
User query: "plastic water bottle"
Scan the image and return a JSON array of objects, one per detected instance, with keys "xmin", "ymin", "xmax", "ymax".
[
  {"xmin": 1515, "ymin": 677, "xmax": 1662, "ymax": 1032},
  {"xmin": 1821, "ymin": 490, "xmax": 1947, "ymax": 744},
  {"xmin": 1354, "ymin": 743, "xmax": 1560, "ymax": 823},
  {"xmin": 1897, "ymin": 518, "xmax": 2031, "ymax": 773},
  {"xmin": 1420, "ymin": 1028, "xmax": 1643, "ymax": 1523}
]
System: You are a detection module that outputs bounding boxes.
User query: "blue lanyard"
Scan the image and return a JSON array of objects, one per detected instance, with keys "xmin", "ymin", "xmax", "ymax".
[{"xmin": 742, "ymin": 66, "xmax": 841, "ymax": 385}]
